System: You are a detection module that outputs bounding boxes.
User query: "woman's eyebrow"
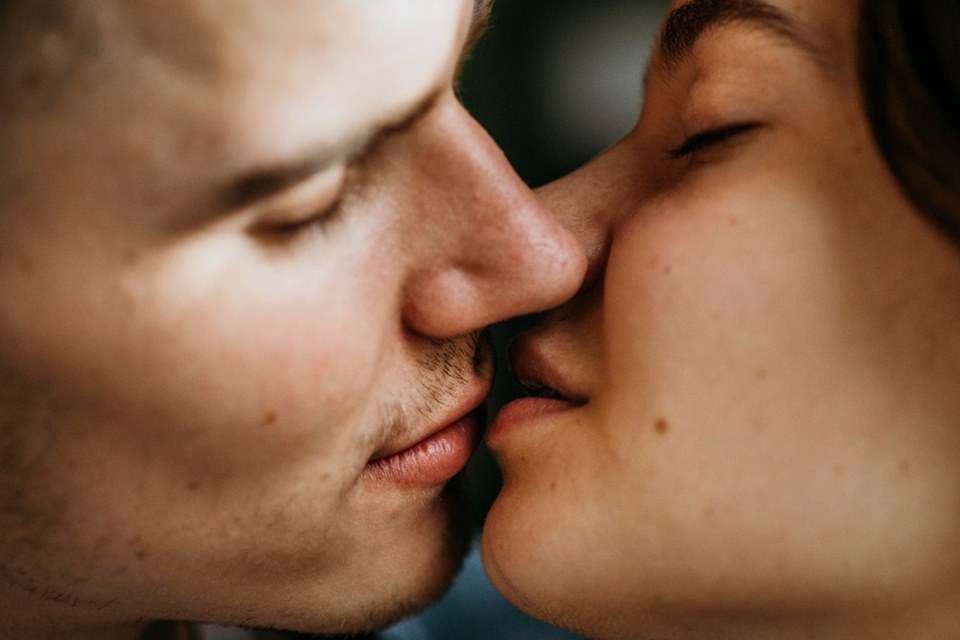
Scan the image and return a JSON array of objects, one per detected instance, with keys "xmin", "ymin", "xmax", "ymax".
[{"xmin": 655, "ymin": 0, "xmax": 823, "ymax": 69}]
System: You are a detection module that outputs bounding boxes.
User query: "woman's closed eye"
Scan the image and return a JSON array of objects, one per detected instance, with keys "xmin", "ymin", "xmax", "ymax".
[{"xmin": 666, "ymin": 122, "xmax": 763, "ymax": 159}]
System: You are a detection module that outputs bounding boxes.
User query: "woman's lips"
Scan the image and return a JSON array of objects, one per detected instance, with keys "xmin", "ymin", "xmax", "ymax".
[
  {"xmin": 362, "ymin": 408, "xmax": 482, "ymax": 487},
  {"xmin": 486, "ymin": 396, "xmax": 578, "ymax": 447},
  {"xmin": 486, "ymin": 334, "xmax": 586, "ymax": 447}
]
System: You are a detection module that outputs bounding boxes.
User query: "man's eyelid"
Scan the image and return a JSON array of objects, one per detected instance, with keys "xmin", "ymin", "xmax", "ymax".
[
  {"xmin": 247, "ymin": 80, "xmax": 450, "ymax": 236},
  {"xmin": 246, "ymin": 165, "xmax": 347, "ymax": 231}
]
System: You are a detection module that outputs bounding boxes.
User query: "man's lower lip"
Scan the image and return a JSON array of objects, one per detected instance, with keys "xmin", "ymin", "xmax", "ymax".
[
  {"xmin": 486, "ymin": 397, "xmax": 577, "ymax": 447},
  {"xmin": 362, "ymin": 410, "xmax": 481, "ymax": 487}
]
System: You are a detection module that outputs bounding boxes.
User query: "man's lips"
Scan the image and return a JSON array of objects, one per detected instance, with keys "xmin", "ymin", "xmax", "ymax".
[
  {"xmin": 362, "ymin": 390, "xmax": 488, "ymax": 487},
  {"xmin": 368, "ymin": 382, "xmax": 488, "ymax": 460},
  {"xmin": 362, "ymin": 409, "xmax": 482, "ymax": 487}
]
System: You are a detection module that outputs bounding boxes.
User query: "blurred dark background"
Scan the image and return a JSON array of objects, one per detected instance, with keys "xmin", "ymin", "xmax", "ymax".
[
  {"xmin": 461, "ymin": 0, "xmax": 669, "ymax": 186},
  {"xmin": 382, "ymin": 2, "xmax": 670, "ymax": 639}
]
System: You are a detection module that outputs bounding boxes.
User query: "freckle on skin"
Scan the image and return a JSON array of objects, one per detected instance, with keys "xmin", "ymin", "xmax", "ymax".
[
  {"xmin": 702, "ymin": 506, "xmax": 715, "ymax": 518},
  {"xmin": 549, "ymin": 481, "xmax": 558, "ymax": 492},
  {"xmin": 900, "ymin": 460, "xmax": 911, "ymax": 476},
  {"xmin": 833, "ymin": 465, "xmax": 845, "ymax": 477},
  {"xmin": 654, "ymin": 418, "xmax": 669, "ymax": 434},
  {"xmin": 755, "ymin": 369, "xmax": 768, "ymax": 380},
  {"xmin": 16, "ymin": 254, "xmax": 34, "ymax": 274},
  {"xmin": 186, "ymin": 479, "xmax": 201, "ymax": 491},
  {"xmin": 262, "ymin": 411, "xmax": 277, "ymax": 426}
]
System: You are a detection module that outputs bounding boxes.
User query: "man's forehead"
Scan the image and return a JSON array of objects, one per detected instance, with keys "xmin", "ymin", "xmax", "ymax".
[
  {"xmin": 109, "ymin": 2, "xmax": 467, "ymax": 122},
  {"xmin": 4, "ymin": 0, "xmax": 478, "ymax": 84},
  {"xmin": 2, "ymin": 0, "xmax": 474, "ymax": 218},
  {"xmin": 107, "ymin": 0, "xmax": 473, "ymax": 72}
]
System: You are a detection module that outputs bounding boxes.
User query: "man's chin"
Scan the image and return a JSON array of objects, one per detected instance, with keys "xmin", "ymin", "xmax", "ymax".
[
  {"xmin": 362, "ymin": 479, "xmax": 474, "ymax": 631},
  {"xmin": 257, "ymin": 476, "xmax": 474, "ymax": 637}
]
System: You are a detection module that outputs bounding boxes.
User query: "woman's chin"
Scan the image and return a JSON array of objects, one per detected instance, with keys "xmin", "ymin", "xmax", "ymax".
[{"xmin": 480, "ymin": 494, "xmax": 612, "ymax": 637}]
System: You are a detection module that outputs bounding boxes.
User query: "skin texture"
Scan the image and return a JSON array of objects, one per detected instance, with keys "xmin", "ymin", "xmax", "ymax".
[
  {"xmin": 482, "ymin": 0, "xmax": 960, "ymax": 638},
  {"xmin": 0, "ymin": 1, "xmax": 586, "ymax": 639}
]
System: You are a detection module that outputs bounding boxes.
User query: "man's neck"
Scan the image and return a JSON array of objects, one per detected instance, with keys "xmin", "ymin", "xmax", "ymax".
[
  {"xmin": 0, "ymin": 595, "xmax": 152, "ymax": 640},
  {"xmin": 0, "ymin": 620, "xmax": 149, "ymax": 640}
]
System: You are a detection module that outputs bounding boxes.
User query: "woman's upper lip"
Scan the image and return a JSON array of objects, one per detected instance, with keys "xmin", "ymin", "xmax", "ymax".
[
  {"xmin": 509, "ymin": 334, "xmax": 586, "ymax": 405},
  {"xmin": 369, "ymin": 383, "xmax": 489, "ymax": 461}
]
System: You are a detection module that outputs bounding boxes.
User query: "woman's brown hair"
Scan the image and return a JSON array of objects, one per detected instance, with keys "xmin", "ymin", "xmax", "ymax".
[{"xmin": 860, "ymin": 0, "xmax": 960, "ymax": 244}]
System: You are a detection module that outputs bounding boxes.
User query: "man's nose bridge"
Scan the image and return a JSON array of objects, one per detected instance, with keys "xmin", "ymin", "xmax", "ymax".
[
  {"xmin": 397, "ymin": 101, "xmax": 587, "ymax": 338},
  {"xmin": 416, "ymin": 100, "xmax": 534, "ymax": 227}
]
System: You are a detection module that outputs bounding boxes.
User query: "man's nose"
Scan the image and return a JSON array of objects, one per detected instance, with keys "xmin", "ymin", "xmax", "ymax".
[{"xmin": 401, "ymin": 98, "xmax": 587, "ymax": 338}]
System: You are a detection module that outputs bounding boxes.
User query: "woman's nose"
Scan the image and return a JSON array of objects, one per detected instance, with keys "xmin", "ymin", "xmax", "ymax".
[
  {"xmin": 400, "ymin": 97, "xmax": 587, "ymax": 338},
  {"xmin": 534, "ymin": 149, "xmax": 628, "ymax": 295}
]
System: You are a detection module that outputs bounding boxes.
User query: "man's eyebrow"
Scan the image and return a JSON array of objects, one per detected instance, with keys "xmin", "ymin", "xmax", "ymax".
[
  {"xmin": 654, "ymin": 0, "xmax": 821, "ymax": 69},
  {"xmin": 197, "ymin": 2, "xmax": 481, "ymax": 223},
  {"xmin": 218, "ymin": 3, "xmax": 488, "ymax": 215},
  {"xmin": 217, "ymin": 86, "xmax": 444, "ymax": 214}
]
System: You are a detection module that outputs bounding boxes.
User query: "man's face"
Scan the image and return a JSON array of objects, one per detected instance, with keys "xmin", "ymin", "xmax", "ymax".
[
  {"xmin": 0, "ymin": 0, "xmax": 585, "ymax": 634},
  {"xmin": 483, "ymin": 0, "xmax": 960, "ymax": 636}
]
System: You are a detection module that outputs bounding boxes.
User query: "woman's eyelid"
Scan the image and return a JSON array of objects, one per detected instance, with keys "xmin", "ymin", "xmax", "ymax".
[
  {"xmin": 664, "ymin": 66, "xmax": 768, "ymax": 157},
  {"xmin": 666, "ymin": 122, "xmax": 763, "ymax": 159}
]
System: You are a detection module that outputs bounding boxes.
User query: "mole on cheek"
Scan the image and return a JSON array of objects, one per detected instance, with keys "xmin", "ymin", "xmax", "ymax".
[
  {"xmin": 16, "ymin": 254, "xmax": 36, "ymax": 274},
  {"xmin": 122, "ymin": 248, "xmax": 141, "ymax": 264},
  {"xmin": 654, "ymin": 418, "xmax": 670, "ymax": 434},
  {"xmin": 262, "ymin": 411, "xmax": 277, "ymax": 426}
]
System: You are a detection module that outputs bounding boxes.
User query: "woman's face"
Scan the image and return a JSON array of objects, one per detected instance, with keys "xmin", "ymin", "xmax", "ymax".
[{"xmin": 482, "ymin": 0, "xmax": 960, "ymax": 637}]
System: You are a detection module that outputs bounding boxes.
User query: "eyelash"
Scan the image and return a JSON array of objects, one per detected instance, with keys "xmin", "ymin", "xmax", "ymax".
[{"xmin": 667, "ymin": 122, "xmax": 760, "ymax": 159}]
